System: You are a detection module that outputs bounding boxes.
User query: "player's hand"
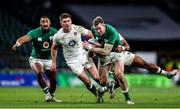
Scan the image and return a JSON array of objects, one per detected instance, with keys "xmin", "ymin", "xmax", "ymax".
[
  {"xmin": 82, "ymin": 41, "xmax": 92, "ymax": 50},
  {"xmin": 12, "ymin": 44, "xmax": 18, "ymax": 51},
  {"xmin": 12, "ymin": 42, "xmax": 21, "ymax": 51},
  {"xmin": 82, "ymin": 41, "xmax": 88, "ymax": 47},
  {"xmin": 50, "ymin": 63, "xmax": 56, "ymax": 73},
  {"xmin": 115, "ymin": 46, "xmax": 125, "ymax": 52}
]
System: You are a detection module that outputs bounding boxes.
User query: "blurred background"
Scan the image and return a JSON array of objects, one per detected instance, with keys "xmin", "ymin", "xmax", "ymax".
[{"xmin": 0, "ymin": 0, "xmax": 180, "ymax": 88}]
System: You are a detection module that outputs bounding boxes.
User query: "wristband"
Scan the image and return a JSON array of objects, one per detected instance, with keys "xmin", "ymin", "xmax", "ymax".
[
  {"xmin": 16, "ymin": 41, "xmax": 21, "ymax": 47},
  {"xmin": 122, "ymin": 46, "xmax": 125, "ymax": 51}
]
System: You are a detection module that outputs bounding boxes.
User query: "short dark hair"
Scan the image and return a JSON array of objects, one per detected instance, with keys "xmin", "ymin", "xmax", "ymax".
[
  {"xmin": 92, "ymin": 16, "xmax": 104, "ymax": 26},
  {"xmin": 59, "ymin": 13, "xmax": 71, "ymax": 21},
  {"xmin": 40, "ymin": 15, "xmax": 50, "ymax": 20}
]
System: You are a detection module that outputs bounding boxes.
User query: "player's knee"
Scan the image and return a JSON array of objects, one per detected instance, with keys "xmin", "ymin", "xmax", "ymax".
[
  {"xmin": 115, "ymin": 73, "xmax": 124, "ymax": 80},
  {"xmin": 34, "ymin": 69, "xmax": 43, "ymax": 75}
]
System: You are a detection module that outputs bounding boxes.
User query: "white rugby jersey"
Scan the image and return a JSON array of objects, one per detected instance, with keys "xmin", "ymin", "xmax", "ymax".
[{"xmin": 53, "ymin": 24, "xmax": 88, "ymax": 61}]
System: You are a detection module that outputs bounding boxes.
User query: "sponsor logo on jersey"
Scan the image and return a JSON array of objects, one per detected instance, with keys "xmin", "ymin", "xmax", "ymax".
[
  {"xmin": 43, "ymin": 42, "xmax": 49, "ymax": 48},
  {"xmin": 74, "ymin": 32, "xmax": 77, "ymax": 36},
  {"xmin": 37, "ymin": 37, "xmax": 42, "ymax": 41}
]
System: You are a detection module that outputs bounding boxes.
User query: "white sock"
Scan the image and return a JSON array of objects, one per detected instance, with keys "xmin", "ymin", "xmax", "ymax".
[
  {"xmin": 42, "ymin": 86, "xmax": 49, "ymax": 94},
  {"xmin": 156, "ymin": 67, "xmax": 161, "ymax": 73},
  {"xmin": 100, "ymin": 86, "xmax": 108, "ymax": 92},
  {"xmin": 89, "ymin": 83, "xmax": 93, "ymax": 89},
  {"xmin": 161, "ymin": 69, "xmax": 167, "ymax": 75},
  {"xmin": 156, "ymin": 67, "xmax": 167, "ymax": 75},
  {"xmin": 122, "ymin": 88, "xmax": 129, "ymax": 93}
]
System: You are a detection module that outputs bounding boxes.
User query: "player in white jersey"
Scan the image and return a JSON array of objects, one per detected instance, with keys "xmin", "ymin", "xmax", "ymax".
[{"xmin": 51, "ymin": 13, "xmax": 100, "ymax": 98}]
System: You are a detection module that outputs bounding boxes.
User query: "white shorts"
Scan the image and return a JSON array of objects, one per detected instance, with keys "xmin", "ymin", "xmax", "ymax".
[
  {"xmin": 120, "ymin": 51, "xmax": 135, "ymax": 66},
  {"xmin": 65, "ymin": 51, "xmax": 94, "ymax": 75},
  {"xmin": 99, "ymin": 51, "xmax": 135, "ymax": 66},
  {"xmin": 29, "ymin": 56, "xmax": 52, "ymax": 70}
]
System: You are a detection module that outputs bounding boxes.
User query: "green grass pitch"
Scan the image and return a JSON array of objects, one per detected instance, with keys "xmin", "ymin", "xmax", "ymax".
[{"xmin": 0, "ymin": 87, "xmax": 180, "ymax": 108}]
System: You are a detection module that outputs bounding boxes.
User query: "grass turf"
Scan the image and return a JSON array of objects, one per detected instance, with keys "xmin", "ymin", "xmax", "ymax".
[{"xmin": 0, "ymin": 87, "xmax": 180, "ymax": 108}]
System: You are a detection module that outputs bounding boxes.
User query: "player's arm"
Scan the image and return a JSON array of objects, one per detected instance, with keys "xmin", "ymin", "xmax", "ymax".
[
  {"xmin": 78, "ymin": 25, "xmax": 94, "ymax": 39},
  {"xmin": 12, "ymin": 35, "xmax": 30, "ymax": 51},
  {"xmin": 51, "ymin": 43, "xmax": 58, "ymax": 72},
  {"xmin": 115, "ymin": 35, "xmax": 130, "ymax": 52},
  {"xmin": 85, "ymin": 30, "xmax": 94, "ymax": 39},
  {"xmin": 83, "ymin": 42, "xmax": 113, "ymax": 56},
  {"xmin": 121, "ymin": 38, "xmax": 130, "ymax": 50}
]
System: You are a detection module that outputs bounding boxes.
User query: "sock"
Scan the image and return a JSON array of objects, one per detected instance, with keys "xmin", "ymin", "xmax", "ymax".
[
  {"xmin": 100, "ymin": 81, "xmax": 114, "ymax": 93},
  {"xmin": 86, "ymin": 84, "xmax": 97, "ymax": 96},
  {"xmin": 156, "ymin": 67, "xmax": 167, "ymax": 75},
  {"xmin": 114, "ymin": 78, "xmax": 120, "ymax": 89},
  {"xmin": 122, "ymin": 89, "xmax": 131, "ymax": 101},
  {"xmin": 156, "ymin": 67, "xmax": 161, "ymax": 73},
  {"xmin": 49, "ymin": 80, "xmax": 57, "ymax": 94},
  {"xmin": 100, "ymin": 86, "xmax": 108, "ymax": 92},
  {"xmin": 42, "ymin": 86, "xmax": 50, "ymax": 94}
]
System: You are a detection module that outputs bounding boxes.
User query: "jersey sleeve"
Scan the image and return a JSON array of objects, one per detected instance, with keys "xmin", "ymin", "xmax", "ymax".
[
  {"xmin": 27, "ymin": 30, "xmax": 36, "ymax": 40},
  {"xmin": 52, "ymin": 32, "xmax": 59, "ymax": 45},
  {"xmin": 76, "ymin": 25, "xmax": 88, "ymax": 36}
]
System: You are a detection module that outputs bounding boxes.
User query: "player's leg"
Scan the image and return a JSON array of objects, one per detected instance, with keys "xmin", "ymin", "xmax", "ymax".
[
  {"xmin": 44, "ymin": 60, "xmax": 62, "ymax": 102},
  {"xmin": 29, "ymin": 59, "xmax": 52, "ymax": 102},
  {"xmin": 45, "ymin": 70, "xmax": 62, "ymax": 102},
  {"xmin": 113, "ymin": 60, "xmax": 134, "ymax": 104},
  {"xmin": 97, "ymin": 65, "xmax": 120, "ymax": 103},
  {"xmin": 86, "ymin": 64, "xmax": 101, "ymax": 85},
  {"xmin": 45, "ymin": 70, "xmax": 56, "ymax": 95},
  {"xmin": 131, "ymin": 55, "xmax": 177, "ymax": 78},
  {"xmin": 68, "ymin": 58, "xmax": 97, "ymax": 97},
  {"xmin": 77, "ymin": 69, "xmax": 97, "ymax": 96},
  {"xmin": 84, "ymin": 52, "xmax": 101, "ymax": 85}
]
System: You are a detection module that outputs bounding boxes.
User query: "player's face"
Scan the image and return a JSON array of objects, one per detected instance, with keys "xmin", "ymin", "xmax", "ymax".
[
  {"xmin": 61, "ymin": 17, "xmax": 72, "ymax": 32},
  {"xmin": 94, "ymin": 23, "xmax": 105, "ymax": 36},
  {"xmin": 40, "ymin": 18, "xmax": 51, "ymax": 31}
]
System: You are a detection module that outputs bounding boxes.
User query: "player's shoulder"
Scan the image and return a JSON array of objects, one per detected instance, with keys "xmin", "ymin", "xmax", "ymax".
[
  {"xmin": 27, "ymin": 27, "xmax": 41, "ymax": 36},
  {"xmin": 72, "ymin": 24, "xmax": 85, "ymax": 30},
  {"xmin": 72, "ymin": 24, "xmax": 79, "ymax": 29},
  {"xmin": 30, "ymin": 27, "xmax": 41, "ymax": 33},
  {"xmin": 106, "ymin": 24, "xmax": 118, "ymax": 35},
  {"xmin": 106, "ymin": 24, "xmax": 116, "ymax": 31},
  {"xmin": 54, "ymin": 28, "xmax": 64, "ymax": 37},
  {"xmin": 50, "ymin": 27, "xmax": 58, "ymax": 32},
  {"xmin": 91, "ymin": 26, "xmax": 95, "ymax": 31}
]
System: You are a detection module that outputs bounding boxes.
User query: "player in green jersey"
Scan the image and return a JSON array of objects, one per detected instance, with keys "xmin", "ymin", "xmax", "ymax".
[
  {"xmin": 83, "ymin": 16, "xmax": 133, "ymax": 104},
  {"xmin": 12, "ymin": 16, "xmax": 61, "ymax": 102}
]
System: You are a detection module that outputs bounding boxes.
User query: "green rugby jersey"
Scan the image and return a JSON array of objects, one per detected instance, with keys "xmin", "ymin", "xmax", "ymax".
[
  {"xmin": 91, "ymin": 24, "xmax": 122, "ymax": 52},
  {"xmin": 27, "ymin": 27, "xmax": 57, "ymax": 59}
]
